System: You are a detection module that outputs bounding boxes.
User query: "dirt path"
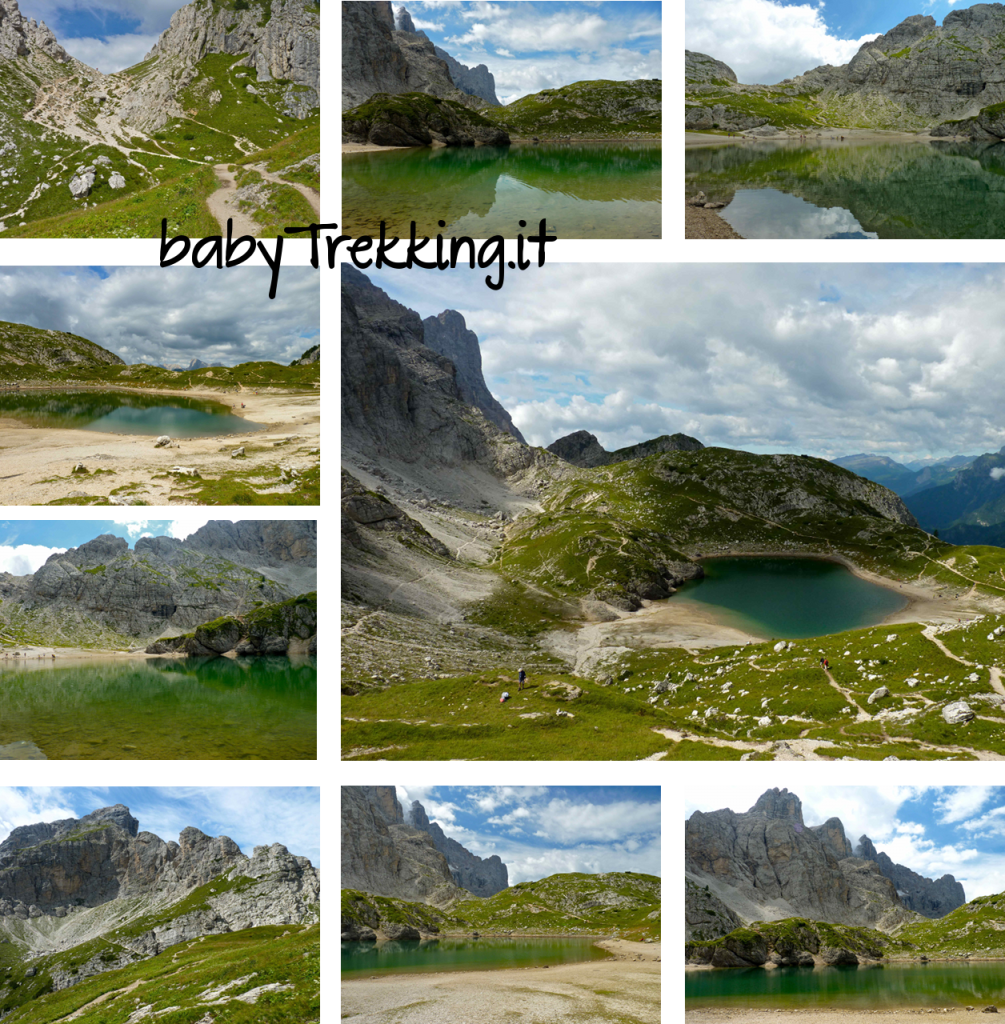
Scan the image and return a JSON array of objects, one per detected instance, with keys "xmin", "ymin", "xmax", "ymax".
[
  {"xmin": 922, "ymin": 626, "xmax": 974, "ymax": 666},
  {"xmin": 247, "ymin": 161, "xmax": 320, "ymax": 217},
  {"xmin": 822, "ymin": 667, "xmax": 870, "ymax": 721},
  {"xmin": 206, "ymin": 164, "xmax": 261, "ymax": 237}
]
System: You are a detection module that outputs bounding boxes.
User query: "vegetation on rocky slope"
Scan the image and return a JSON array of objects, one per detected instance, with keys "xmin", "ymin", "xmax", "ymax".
[{"xmin": 898, "ymin": 892, "xmax": 1005, "ymax": 957}]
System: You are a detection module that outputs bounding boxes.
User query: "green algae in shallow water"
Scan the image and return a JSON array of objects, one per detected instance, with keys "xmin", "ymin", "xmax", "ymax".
[
  {"xmin": 0, "ymin": 656, "xmax": 315, "ymax": 759},
  {"xmin": 342, "ymin": 140, "xmax": 661, "ymax": 239}
]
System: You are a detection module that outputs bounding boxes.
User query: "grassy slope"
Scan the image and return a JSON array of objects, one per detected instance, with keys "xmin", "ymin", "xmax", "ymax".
[
  {"xmin": 343, "ymin": 872, "xmax": 660, "ymax": 940},
  {"xmin": 344, "ymin": 449, "xmax": 1005, "ymax": 760},
  {"xmin": 898, "ymin": 892, "xmax": 1005, "ymax": 956}
]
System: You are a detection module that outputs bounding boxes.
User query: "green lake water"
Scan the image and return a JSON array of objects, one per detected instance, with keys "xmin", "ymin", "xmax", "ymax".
[
  {"xmin": 342, "ymin": 936, "xmax": 608, "ymax": 977},
  {"xmin": 0, "ymin": 656, "xmax": 316, "ymax": 759},
  {"xmin": 685, "ymin": 139, "xmax": 1005, "ymax": 238},
  {"xmin": 0, "ymin": 390, "xmax": 259, "ymax": 436},
  {"xmin": 343, "ymin": 141, "xmax": 661, "ymax": 238},
  {"xmin": 671, "ymin": 558, "xmax": 907, "ymax": 639},
  {"xmin": 687, "ymin": 962, "xmax": 1005, "ymax": 1009}
]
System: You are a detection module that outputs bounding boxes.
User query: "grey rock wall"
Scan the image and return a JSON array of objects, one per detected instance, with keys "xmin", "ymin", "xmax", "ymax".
[
  {"xmin": 548, "ymin": 430, "xmax": 704, "ymax": 468},
  {"xmin": 422, "ymin": 310, "xmax": 525, "ymax": 443},
  {"xmin": 406, "ymin": 799, "xmax": 508, "ymax": 896},
  {"xmin": 856, "ymin": 836, "xmax": 966, "ymax": 918},
  {"xmin": 341, "ymin": 786, "xmax": 461, "ymax": 904}
]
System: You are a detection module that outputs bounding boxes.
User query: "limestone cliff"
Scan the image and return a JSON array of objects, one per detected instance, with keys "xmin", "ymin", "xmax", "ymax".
[
  {"xmin": 0, "ymin": 803, "xmax": 318, "ymax": 1004},
  {"xmin": 340, "ymin": 787, "xmax": 464, "ymax": 905},
  {"xmin": 433, "ymin": 45, "xmax": 501, "ymax": 106},
  {"xmin": 856, "ymin": 836, "xmax": 966, "ymax": 918},
  {"xmin": 685, "ymin": 789, "xmax": 916, "ymax": 930},
  {"xmin": 406, "ymin": 799, "xmax": 508, "ymax": 897},
  {"xmin": 0, "ymin": 520, "xmax": 316, "ymax": 645},
  {"xmin": 0, "ymin": 0, "xmax": 67, "ymax": 63},
  {"xmin": 422, "ymin": 310, "xmax": 526, "ymax": 443}
]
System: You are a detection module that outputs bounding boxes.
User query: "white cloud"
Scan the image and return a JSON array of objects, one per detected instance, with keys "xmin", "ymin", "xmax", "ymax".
[
  {"xmin": 60, "ymin": 32, "xmax": 158, "ymax": 72},
  {"xmin": 21, "ymin": 0, "xmax": 179, "ymax": 34},
  {"xmin": 991, "ymin": 468, "xmax": 1005, "ymax": 480},
  {"xmin": 0, "ymin": 544, "xmax": 65, "ymax": 575},
  {"xmin": 936, "ymin": 787, "xmax": 996, "ymax": 824}
]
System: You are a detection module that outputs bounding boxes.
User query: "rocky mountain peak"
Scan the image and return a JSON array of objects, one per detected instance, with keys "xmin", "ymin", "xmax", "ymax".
[
  {"xmin": 749, "ymin": 787, "xmax": 803, "ymax": 822},
  {"xmin": 395, "ymin": 5, "xmax": 417, "ymax": 33},
  {"xmin": 855, "ymin": 833, "xmax": 965, "ymax": 918},
  {"xmin": 548, "ymin": 430, "xmax": 705, "ymax": 468},
  {"xmin": 0, "ymin": 0, "xmax": 68, "ymax": 62}
]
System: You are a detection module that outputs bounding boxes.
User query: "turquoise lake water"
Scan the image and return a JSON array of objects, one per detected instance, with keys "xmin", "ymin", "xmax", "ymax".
[
  {"xmin": 343, "ymin": 141, "xmax": 661, "ymax": 238},
  {"xmin": 0, "ymin": 390, "xmax": 259, "ymax": 436},
  {"xmin": 0, "ymin": 656, "xmax": 316, "ymax": 759},
  {"xmin": 341, "ymin": 935, "xmax": 607, "ymax": 977},
  {"xmin": 671, "ymin": 558, "xmax": 908, "ymax": 638},
  {"xmin": 687, "ymin": 962, "xmax": 1005, "ymax": 1009},
  {"xmin": 685, "ymin": 139, "xmax": 1005, "ymax": 238}
]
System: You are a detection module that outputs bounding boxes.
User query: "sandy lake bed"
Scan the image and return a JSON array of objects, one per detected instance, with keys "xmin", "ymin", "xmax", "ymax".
[
  {"xmin": 340, "ymin": 938, "xmax": 660, "ymax": 1024},
  {"xmin": 0, "ymin": 384, "xmax": 319, "ymax": 504}
]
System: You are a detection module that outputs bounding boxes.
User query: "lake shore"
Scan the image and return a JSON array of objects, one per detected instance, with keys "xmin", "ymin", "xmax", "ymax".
[
  {"xmin": 686, "ymin": 202, "xmax": 744, "ymax": 238},
  {"xmin": 688, "ymin": 1011, "xmax": 989, "ymax": 1023},
  {"xmin": 685, "ymin": 128, "xmax": 935, "ymax": 148},
  {"xmin": 341, "ymin": 939, "xmax": 660, "ymax": 1024},
  {"xmin": 0, "ymin": 384, "xmax": 319, "ymax": 505}
]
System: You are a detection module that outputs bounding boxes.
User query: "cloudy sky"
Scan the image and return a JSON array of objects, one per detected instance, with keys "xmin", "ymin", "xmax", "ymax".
[
  {"xmin": 401, "ymin": 1, "xmax": 661, "ymax": 103},
  {"xmin": 395, "ymin": 786, "xmax": 660, "ymax": 884},
  {"xmin": 0, "ymin": 518, "xmax": 252, "ymax": 576},
  {"xmin": 0, "ymin": 787, "xmax": 320, "ymax": 865},
  {"xmin": 19, "ymin": 0, "xmax": 183, "ymax": 72},
  {"xmin": 368, "ymin": 262, "xmax": 1005, "ymax": 463},
  {"xmin": 686, "ymin": 0, "xmax": 966, "ymax": 85},
  {"xmin": 686, "ymin": 786, "xmax": 1005, "ymax": 902},
  {"xmin": 0, "ymin": 267, "xmax": 318, "ymax": 368}
]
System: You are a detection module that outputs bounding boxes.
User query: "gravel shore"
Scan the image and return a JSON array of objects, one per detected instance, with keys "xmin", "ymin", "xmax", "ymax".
[{"xmin": 341, "ymin": 939, "xmax": 660, "ymax": 1024}]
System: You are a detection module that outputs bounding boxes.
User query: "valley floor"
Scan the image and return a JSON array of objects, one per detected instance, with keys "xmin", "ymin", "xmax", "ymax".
[
  {"xmin": 0, "ymin": 385, "xmax": 319, "ymax": 505},
  {"xmin": 341, "ymin": 940, "xmax": 660, "ymax": 1024}
]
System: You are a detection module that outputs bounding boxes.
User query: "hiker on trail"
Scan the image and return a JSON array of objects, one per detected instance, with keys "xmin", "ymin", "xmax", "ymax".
[
  {"xmin": 518, "ymin": 668, "xmax": 527, "ymax": 691},
  {"xmin": 824, "ymin": 659, "xmax": 830, "ymax": 670}
]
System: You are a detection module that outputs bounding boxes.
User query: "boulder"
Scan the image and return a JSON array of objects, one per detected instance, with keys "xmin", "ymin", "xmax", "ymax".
[
  {"xmin": 867, "ymin": 686, "xmax": 890, "ymax": 704},
  {"xmin": 943, "ymin": 701, "xmax": 975, "ymax": 724},
  {"xmin": 821, "ymin": 946, "xmax": 859, "ymax": 965},
  {"xmin": 69, "ymin": 172, "xmax": 94, "ymax": 198},
  {"xmin": 108, "ymin": 172, "xmax": 126, "ymax": 189},
  {"xmin": 154, "ymin": 435, "xmax": 171, "ymax": 447}
]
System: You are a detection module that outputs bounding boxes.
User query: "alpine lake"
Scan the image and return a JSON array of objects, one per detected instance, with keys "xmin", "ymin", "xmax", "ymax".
[
  {"xmin": 342, "ymin": 140, "xmax": 662, "ymax": 239},
  {"xmin": 0, "ymin": 655, "xmax": 316, "ymax": 759},
  {"xmin": 687, "ymin": 961, "xmax": 1005, "ymax": 1010},
  {"xmin": 671, "ymin": 557, "xmax": 908, "ymax": 639},
  {"xmin": 685, "ymin": 138, "xmax": 1005, "ymax": 238},
  {"xmin": 0, "ymin": 389, "xmax": 259, "ymax": 436},
  {"xmin": 342, "ymin": 935, "xmax": 608, "ymax": 977}
]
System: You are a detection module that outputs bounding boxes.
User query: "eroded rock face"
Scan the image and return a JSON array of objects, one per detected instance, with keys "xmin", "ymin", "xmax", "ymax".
[
  {"xmin": 433, "ymin": 45, "xmax": 501, "ymax": 105},
  {"xmin": 547, "ymin": 430, "xmax": 705, "ymax": 468},
  {"xmin": 0, "ymin": 0, "xmax": 67, "ymax": 62},
  {"xmin": 5, "ymin": 521, "xmax": 316, "ymax": 642},
  {"xmin": 422, "ymin": 310, "xmax": 525, "ymax": 443},
  {"xmin": 686, "ymin": 788, "xmax": 965, "ymax": 933},
  {"xmin": 685, "ymin": 877, "xmax": 742, "ymax": 941},
  {"xmin": 685, "ymin": 51, "xmax": 737, "ymax": 86},
  {"xmin": 406, "ymin": 799, "xmax": 508, "ymax": 896},
  {"xmin": 856, "ymin": 836, "xmax": 966, "ymax": 918},
  {"xmin": 341, "ymin": 787, "xmax": 462, "ymax": 905}
]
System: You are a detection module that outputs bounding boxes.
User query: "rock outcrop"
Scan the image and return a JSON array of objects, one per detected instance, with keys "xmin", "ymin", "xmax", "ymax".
[
  {"xmin": 0, "ymin": 521, "xmax": 316, "ymax": 643},
  {"xmin": 422, "ymin": 310, "xmax": 525, "ymax": 442},
  {"xmin": 685, "ymin": 877, "xmax": 742, "ymax": 941},
  {"xmin": 686, "ymin": 789, "xmax": 917, "ymax": 930},
  {"xmin": 856, "ymin": 836, "xmax": 966, "ymax": 918},
  {"xmin": 406, "ymin": 799, "xmax": 508, "ymax": 897},
  {"xmin": 433, "ymin": 45, "xmax": 501, "ymax": 106},
  {"xmin": 145, "ymin": 592, "xmax": 317, "ymax": 657},
  {"xmin": 133, "ymin": 0, "xmax": 319, "ymax": 125},
  {"xmin": 686, "ymin": 7, "xmax": 1005, "ymax": 135},
  {"xmin": 342, "ymin": 91, "xmax": 509, "ymax": 147},
  {"xmin": 0, "ymin": 0, "xmax": 68, "ymax": 63},
  {"xmin": 548, "ymin": 430, "xmax": 705, "ymax": 468},
  {"xmin": 341, "ymin": 787, "xmax": 466, "ymax": 905}
]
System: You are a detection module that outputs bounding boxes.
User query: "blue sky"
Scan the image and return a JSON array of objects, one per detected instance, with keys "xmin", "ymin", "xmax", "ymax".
[
  {"xmin": 19, "ymin": 1, "xmax": 183, "ymax": 72},
  {"xmin": 0, "ymin": 787, "xmax": 320, "ymax": 866},
  {"xmin": 0, "ymin": 518, "xmax": 245, "ymax": 575},
  {"xmin": 394, "ymin": 786, "xmax": 660, "ymax": 883},
  {"xmin": 402, "ymin": 1, "xmax": 661, "ymax": 103},
  {"xmin": 365, "ymin": 262, "xmax": 1005, "ymax": 462},
  {"xmin": 0, "ymin": 267, "xmax": 318, "ymax": 368},
  {"xmin": 686, "ymin": 786, "xmax": 1005, "ymax": 902},
  {"xmin": 686, "ymin": 0, "xmax": 968, "ymax": 84}
]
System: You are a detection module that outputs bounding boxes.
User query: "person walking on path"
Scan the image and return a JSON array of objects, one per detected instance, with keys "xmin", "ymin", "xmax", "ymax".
[{"xmin": 518, "ymin": 668, "xmax": 527, "ymax": 691}]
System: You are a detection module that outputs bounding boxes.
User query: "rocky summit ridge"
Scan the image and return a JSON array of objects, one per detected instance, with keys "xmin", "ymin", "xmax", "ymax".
[
  {"xmin": 685, "ymin": 788, "xmax": 965, "ymax": 940},
  {"xmin": 687, "ymin": 4, "xmax": 1005, "ymax": 136},
  {"xmin": 0, "ymin": 519, "xmax": 316, "ymax": 646},
  {"xmin": 341, "ymin": 787, "xmax": 508, "ymax": 913},
  {"xmin": 0, "ymin": 803, "xmax": 318, "ymax": 999}
]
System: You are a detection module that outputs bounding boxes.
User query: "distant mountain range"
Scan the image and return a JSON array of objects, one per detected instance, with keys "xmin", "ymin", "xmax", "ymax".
[{"xmin": 832, "ymin": 450, "xmax": 1005, "ymax": 545}]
